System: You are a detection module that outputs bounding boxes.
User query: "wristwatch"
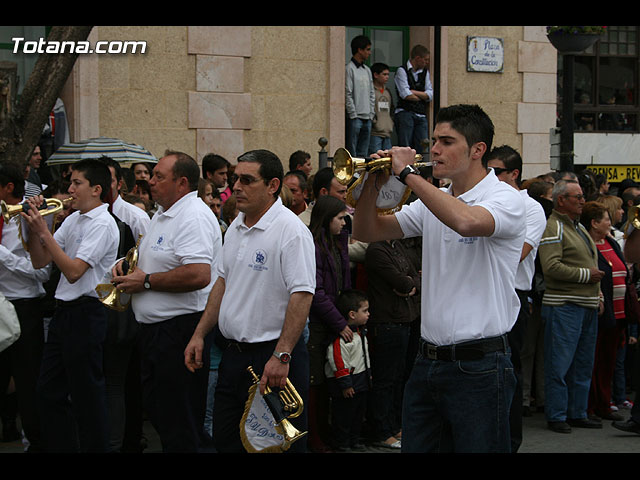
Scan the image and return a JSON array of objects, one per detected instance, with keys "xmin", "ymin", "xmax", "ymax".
[
  {"xmin": 273, "ymin": 351, "xmax": 291, "ymax": 364},
  {"xmin": 143, "ymin": 273, "xmax": 151, "ymax": 290},
  {"xmin": 398, "ymin": 164, "xmax": 420, "ymax": 185}
]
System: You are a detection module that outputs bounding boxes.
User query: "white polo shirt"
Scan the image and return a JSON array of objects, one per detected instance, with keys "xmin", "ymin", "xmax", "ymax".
[
  {"xmin": 53, "ymin": 203, "xmax": 119, "ymax": 301},
  {"xmin": 217, "ymin": 197, "xmax": 315, "ymax": 343},
  {"xmin": 515, "ymin": 190, "xmax": 547, "ymax": 292},
  {"xmin": 0, "ymin": 216, "xmax": 50, "ymax": 300},
  {"xmin": 133, "ymin": 191, "xmax": 222, "ymax": 324},
  {"xmin": 112, "ymin": 194, "xmax": 150, "ymax": 240},
  {"xmin": 395, "ymin": 170, "xmax": 525, "ymax": 346}
]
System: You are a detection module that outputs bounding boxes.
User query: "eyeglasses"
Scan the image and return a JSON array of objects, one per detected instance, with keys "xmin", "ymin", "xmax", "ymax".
[
  {"xmin": 229, "ymin": 174, "xmax": 262, "ymax": 186},
  {"xmin": 492, "ymin": 167, "xmax": 512, "ymax": 176},
  {"xmin": 563, "ymin": 194, "xmax": 585, "ymax": 200}
]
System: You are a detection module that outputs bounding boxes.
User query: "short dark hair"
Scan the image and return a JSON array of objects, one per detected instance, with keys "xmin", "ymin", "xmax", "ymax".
[
  {"xmin": 165, "ymin": 150, "xmax": 200, "ymax": 191},
  {"xmin": 288, "ymin": 150, "xmax": 310, "ymax": 173},
  {"xmin": 98, "ymin": 155, "xmax": 123, "ymax": 182},
  {"xmin": 237, "ymin": 149, "xmax": 284, "ymax": 198},
  {"xmin": 312, "ymin": 167, "xmax": 335, "ymax": 199},
  {"xmin": 410, "ymin": 44, "xmax": 429, "ymax": 59},
  {"xmin": 371, "ymin": 62, "xmax": 390, "ymax": 76},
  {"xmin": 0, "ymin": 161, "xmax": 26, "ymax": 200},
  {"xmin": 485, "ymin": 145, "xmax": 523, "ymax": 182},
  {"xmin": 336, "ymin": 289, "xmax": 368, "ymax": 319},
  {"xmin": 72, "ymin": 158, "xmax": 113, "ymax": 203},
  {"xmin": 435, "ymin": 104, "xmax": 495, "ymax": 154},
  {"xmin": 351, "ymin": 35, "xmax": 371, "ymax": 55},
  {"xmin": 202, "ymin": 153, "xmax": 230, "ymax": 178},
  {"xmin": 580, "ymin": 201, "xmax": 609, "ymax": 232}
]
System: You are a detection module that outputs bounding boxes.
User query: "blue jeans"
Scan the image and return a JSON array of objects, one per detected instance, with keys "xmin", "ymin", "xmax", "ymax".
[
  {"xmin": 401, "ymin": 345, "xmax": 516, "ymax": 453},
  {"xmin": 368, "ymin": 135, "xmax": 392, "ymax": 155},
  {"xmin": 346, "ymin": 117, "xmax": 372, "ymax": 157},
  {"xmin": 542, "ymin": 303, "xmax": 597, "ymax": 422},
  {"xmin": 394, "ymin": 110, "xmax": 428, "ymax": 154}
]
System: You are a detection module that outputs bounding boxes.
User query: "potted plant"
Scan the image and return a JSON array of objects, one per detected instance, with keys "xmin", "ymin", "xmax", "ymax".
[{"xmin": 546, "ymin": 26, "xmax": 607, "ymax": 54}]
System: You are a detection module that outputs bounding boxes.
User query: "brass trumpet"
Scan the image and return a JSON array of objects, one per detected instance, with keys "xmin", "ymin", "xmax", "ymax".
[
  {"xmin": 95, "ymin": 234, "xmax": 143, "ymax": 312},
  {"xmin": 1, "ymin": 197, "xmax": 72, "ymax": 223},
  {"xmin": 332, "ymin": 148, "xmax": 431, "ymax": 213},
  {"xmin": 246, "ymin": 366, "xmax": 307, "ymax": 451},
  {"xmin": 332, "ymin": 147, "xmax": 432, "ymax": 186},
  {"xmin": 1, "ymin": 197, "xmax": 73, "ymax": 251}
]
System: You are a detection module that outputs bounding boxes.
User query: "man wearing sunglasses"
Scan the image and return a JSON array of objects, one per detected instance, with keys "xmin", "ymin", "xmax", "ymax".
[
  {"xmin": 485, "ymin": 145, "xmax": 546, "ymax": 452},
  {"xmin": 185, "ymin": 149, "xmax": 315, "ymax": 453},
  {"xmin": 538, "ymin": 179, "xmax": 604, "ymax": 434}
]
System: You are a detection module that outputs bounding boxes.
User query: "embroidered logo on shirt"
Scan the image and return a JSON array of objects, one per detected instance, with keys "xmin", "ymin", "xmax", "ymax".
[
  {"xmin": 458, "ymin": 237, "xmax": 478, "ymax": 245},
  {"xmin": 151, "ymin": 234, "xmax": 166, "ymax": 251},
  {"xmin": 249, "ymin": 249, "xmax": 269, "ymax": 271}
]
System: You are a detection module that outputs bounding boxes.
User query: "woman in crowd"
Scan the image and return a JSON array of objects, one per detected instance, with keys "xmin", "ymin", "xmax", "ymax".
[
  {"xmin": 306, "ymin": 195, "xmax": 352, "ymax": 452},
  {"xmin": 580, "ymin": 201, "xmax": 629, "ymax": 421}
]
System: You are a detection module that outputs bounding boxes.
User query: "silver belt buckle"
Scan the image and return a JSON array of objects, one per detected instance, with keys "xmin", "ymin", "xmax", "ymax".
[{"xmin": 426, "ymin": 344, "xmax": 438, "ymax": 360}]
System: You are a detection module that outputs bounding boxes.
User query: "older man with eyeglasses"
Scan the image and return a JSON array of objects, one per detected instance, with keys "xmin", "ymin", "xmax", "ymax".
[{"xmin": 538, "ymin": 179, "xmax": 605, "ymax": 434}]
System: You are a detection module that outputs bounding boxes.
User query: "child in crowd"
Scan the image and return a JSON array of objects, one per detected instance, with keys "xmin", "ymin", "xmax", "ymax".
[{"xmin": 324, "ymin": 289, "xmax": 371, "ymax": 452}]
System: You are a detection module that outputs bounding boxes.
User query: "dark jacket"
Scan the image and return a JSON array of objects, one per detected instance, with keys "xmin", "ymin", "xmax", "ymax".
[
  {"xmin": 365, "ymin": 239, "xmax": 420, "ymax": 324},
  {"xmin": 309, "ymin": 227, "xmax": 351, "ymax": 333}
]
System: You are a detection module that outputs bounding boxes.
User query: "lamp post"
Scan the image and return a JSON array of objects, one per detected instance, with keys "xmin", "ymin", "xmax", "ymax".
[{"xmin": 547, "ymin": 29, "xmax": 602, "ymax": 172}]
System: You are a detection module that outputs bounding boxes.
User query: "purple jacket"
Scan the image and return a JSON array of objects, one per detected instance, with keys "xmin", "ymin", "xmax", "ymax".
[{"xmin": 309, "ymin": 228, "xmax": 351, "ymax": 334}]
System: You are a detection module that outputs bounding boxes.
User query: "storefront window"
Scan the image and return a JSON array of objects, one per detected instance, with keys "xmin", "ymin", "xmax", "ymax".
[{"xmin": 560, "ymin": 26, "xmax": 640, "ymax": 133}]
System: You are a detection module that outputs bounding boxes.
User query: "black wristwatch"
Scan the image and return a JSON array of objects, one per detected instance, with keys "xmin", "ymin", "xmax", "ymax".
[
  {"xmin": 273, "ymin": 351, "xmax": 291, "ymax": 364},
  {"xmin": 143, "ymin": 273, "xmax": 151, "ymax": 290},
  {"xmin": 398, "ymin": 164, "xmax": 420, "ymax": 185}
]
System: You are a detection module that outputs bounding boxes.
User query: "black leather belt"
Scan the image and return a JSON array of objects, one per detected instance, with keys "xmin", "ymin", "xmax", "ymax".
[
  {"xmin": 55, "ymin": 296, "xmax": 99, "ymax": 308},
  {"xmin": 418, "ymin": 334, "xmax": 509, "ymax": 361}
]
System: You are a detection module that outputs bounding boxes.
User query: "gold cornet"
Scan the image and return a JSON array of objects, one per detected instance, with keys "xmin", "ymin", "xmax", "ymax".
[
  {"xmin": 246, "ymin": 366, "xmax": 307, "ymax": 451},
  {"xmin": 1, "ymin": 197, "xmax": 72, "ymax": 223},
  {"xmin": 95, "ymin": 234, "xmax": 143, "ymax": 312},
  {"xmin": 332, "ymin": 147, "xmax": 432, "ymax": 186},
  {"xmin": 2, "ymin": 197, "xmax": 73, "ymax": 251}
]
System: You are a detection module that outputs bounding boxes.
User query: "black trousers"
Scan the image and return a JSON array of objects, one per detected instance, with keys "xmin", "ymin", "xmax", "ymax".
[
  {"xmin": 37, "ymin": 297, "xmax": 109, "ymax": 453},
  {"xmin": 139, "ymin": 312, "xmax": 211, "ymax": 453},
  {"xmin": 508, "ymin": 289, "xmax": 531, "ymax": 453},
  {"xmin": 330, "ymin": 391, "xmax": 368, "ymax": 449},
  {"xmin": 212, "ymin": 328, "xmax": 309, "ymax": 453},
  {"xmin": 0, "ymin": 298, "xmax": 44, "ymax": 449}
]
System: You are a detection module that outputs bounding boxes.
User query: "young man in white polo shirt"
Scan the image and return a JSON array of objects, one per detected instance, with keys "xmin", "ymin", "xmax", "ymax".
[
  {"xmin": 352, "ymin": 104, "xmax": 526, "ymax": 453},
  {"xmin": 112, "ymin": 151, "xmax": 221, "ymax": 453},
  {"xmin": 184, "ymin": 149, "xmax": 316, "ymax": 453},
  {"xmin": 22, "ymin": 158, "xmax": 119, "ymax": 453}
]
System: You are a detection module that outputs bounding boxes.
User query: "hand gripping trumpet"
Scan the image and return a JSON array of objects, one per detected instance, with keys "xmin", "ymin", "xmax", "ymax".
[
  {"xmin": 240, "ymin": 366, "xmax": 307, "ymax": 452},
  {"xmin": 95, "ymin": 234, "xmax": 143, "ymax": 312}
]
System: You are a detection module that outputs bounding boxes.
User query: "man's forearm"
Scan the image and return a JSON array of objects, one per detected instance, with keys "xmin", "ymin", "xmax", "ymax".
[{"xmin": 275, "ymin": 291, "xmax": 313, "ymax": 354}]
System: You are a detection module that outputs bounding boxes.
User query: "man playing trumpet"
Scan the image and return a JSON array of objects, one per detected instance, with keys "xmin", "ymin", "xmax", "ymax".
[
  {"xmin": 352, "ymin": 104, "xmax": 526, "ymax": 453},
  {"xmin": 21, "ymin": 158, "xmax": 119, "ymax": 453}
]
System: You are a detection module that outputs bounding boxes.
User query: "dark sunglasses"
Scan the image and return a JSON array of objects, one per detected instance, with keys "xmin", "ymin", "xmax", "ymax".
[
  {"xmin": 492, "ymin": 167, "xmax": 512, "ymax": 176},
  {"xmin": 229, "ymin": 174, "xmax": 262, "ymax": 186}
]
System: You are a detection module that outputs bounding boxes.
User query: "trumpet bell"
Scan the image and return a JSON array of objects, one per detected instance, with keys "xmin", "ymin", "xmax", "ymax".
[
  {"xmin": 96, "ymin": 234, "xmax": 143, "ymax": 311},
  {"xmin": 332, "ymin": 148, "xmax": 430, "ymax": 214}
]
